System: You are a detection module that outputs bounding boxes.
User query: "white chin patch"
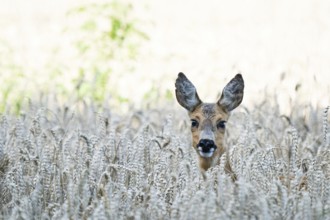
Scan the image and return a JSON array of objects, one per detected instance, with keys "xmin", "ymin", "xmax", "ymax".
[{"xmin": 198, "ymin": 147, "xmax": 215, "ymax": 158}]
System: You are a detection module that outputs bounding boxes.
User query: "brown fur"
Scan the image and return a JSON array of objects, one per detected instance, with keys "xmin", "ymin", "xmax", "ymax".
[
  {"xmin": 189, "ymin": 104, "xmax": 228, "ymax": 170},
  {"xmin": 175, "ymin": 72, "xmax": 244, "ymax": 178}
]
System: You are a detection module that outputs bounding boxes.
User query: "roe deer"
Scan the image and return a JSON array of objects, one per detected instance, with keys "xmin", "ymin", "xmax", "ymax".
[{"xmin": 175, "ymin": 72, "xmax": 244, "ymax": 178}]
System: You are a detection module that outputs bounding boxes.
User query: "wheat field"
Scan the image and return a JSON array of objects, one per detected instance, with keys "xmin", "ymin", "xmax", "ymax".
[{"xmin": 0, "ymin": 97, "xmax": 329, "ymax": 219}]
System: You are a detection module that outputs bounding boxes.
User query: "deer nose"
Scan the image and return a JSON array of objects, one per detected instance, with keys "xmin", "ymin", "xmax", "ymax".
[{"xmin": 198, "ymin": 139, "xmax": 217, "ymax": 152}]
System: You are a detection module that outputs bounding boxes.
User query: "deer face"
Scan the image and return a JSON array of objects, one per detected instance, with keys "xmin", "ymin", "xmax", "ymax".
[{"xmin": 175, "ymin": 73, "xmax": 244, "ymax": 171}]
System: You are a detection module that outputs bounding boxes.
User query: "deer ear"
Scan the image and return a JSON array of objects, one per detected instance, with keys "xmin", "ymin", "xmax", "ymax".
[
  {"xmin": 218, "ymin": 74, "xmax": 244, "ymax": 112},
  {"xmin": 175, "ymin": 72, "xmax": 202, "ymax": 112}
]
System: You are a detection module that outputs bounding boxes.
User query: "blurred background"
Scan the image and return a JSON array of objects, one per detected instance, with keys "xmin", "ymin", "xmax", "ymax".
[{"xmin": 0, "ymin": 0, "xmax": 330, "ymax": 114}]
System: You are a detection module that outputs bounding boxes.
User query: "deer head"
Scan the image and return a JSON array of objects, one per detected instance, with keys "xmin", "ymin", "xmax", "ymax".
[{"xmin": 175, "ymin": 72, "xmax": 244, "ymax": 172}]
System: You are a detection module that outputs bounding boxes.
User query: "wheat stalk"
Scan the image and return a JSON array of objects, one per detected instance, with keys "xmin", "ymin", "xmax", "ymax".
[{"xmin": 0, "ymin": 101, "xmax": 329, "ymax": 219}]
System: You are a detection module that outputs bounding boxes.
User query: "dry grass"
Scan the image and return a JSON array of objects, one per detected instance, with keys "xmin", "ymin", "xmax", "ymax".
[{"xmin": 0, "ymin": 97, "xmax": 329, "ymax": 219}]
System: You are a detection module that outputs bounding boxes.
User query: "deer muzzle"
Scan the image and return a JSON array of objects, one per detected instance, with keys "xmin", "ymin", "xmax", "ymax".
[{"xmin": 197, "ymin": 139, "xmax": 217, "ymax": 158}]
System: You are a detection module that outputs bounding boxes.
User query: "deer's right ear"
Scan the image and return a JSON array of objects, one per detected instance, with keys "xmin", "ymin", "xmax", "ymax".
[{"xmin": 175, "ymin": 72, "xmax": 202, "ymax": 112}]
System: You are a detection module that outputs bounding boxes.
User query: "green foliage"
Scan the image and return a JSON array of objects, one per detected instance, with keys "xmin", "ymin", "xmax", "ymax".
[
  {"xmin": 0, "ymin": 0, "xmax": 148, "ymax": 115},
  {"xmin": 67, "ymin": 1, "xmax": 148, "ymax": 104},
  {"xmin": 70, "ymin": 2, "xmax": 144, "ymax": 59},
  {"xmin": 0, "ymin": 40, "xmax": 29, "ymax": 115}
]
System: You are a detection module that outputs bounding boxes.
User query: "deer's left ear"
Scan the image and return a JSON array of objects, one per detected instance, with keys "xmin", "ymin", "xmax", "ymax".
[{"xmin": 218, "ymin": 74, "xmax": 244, "ymax": 112}]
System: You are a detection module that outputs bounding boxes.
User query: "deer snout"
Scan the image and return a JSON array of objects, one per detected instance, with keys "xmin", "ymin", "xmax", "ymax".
[
  {"xmin": 198, "ymin": 139, "xmax": 217, "ymax": 152},
  {"xmin": 197, "ymin": 139, "xmax": 217, "ymax": 158}
]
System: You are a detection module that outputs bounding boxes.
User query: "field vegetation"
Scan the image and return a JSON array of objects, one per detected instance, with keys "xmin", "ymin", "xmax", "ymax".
[{"xmin": 0, "ymin": 95, "xmax": 330, "ymax": 219}]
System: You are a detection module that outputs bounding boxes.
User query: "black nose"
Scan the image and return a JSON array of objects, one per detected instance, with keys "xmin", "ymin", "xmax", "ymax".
[{"xmin": 198, "ymin": 139, "xmax": 217, "ymax": 152}]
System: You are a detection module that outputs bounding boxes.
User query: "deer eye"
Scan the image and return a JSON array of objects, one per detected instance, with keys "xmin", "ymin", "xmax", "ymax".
[
  {"xmin": 191, "ymin": 119, "xmax": 199, "ymax": 128},
  {"xmin": 217, "ymin": 120, "xmax": 226, "ymax": 129}
]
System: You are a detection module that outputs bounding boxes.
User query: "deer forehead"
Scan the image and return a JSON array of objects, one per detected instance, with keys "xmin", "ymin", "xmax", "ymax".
[{"xmin": 189, "ymin": 103, "xmax": 229, "ymax": 122}]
